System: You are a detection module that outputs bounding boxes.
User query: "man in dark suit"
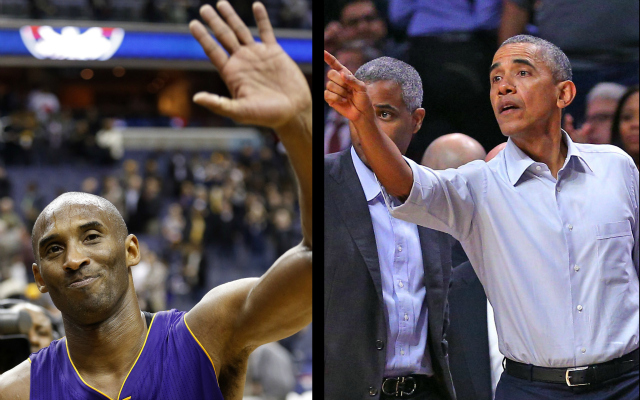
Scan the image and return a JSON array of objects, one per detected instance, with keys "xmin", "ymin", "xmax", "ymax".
[{"xmin": 324, "ymin": 56, "xmax": 456, "ymax": 400}]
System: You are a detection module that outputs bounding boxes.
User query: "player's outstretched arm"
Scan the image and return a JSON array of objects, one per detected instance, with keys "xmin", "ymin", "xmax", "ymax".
[
  {"xmin": 324, "ymin": 50, "xmax": 413, "ymax": 199},
  {"xmin": 185, "ymin": 0, "xmax": 311, "ymax": 378}
]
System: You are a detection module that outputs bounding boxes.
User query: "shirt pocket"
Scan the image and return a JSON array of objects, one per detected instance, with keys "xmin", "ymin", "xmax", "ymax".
[{"xmin": 596, "ymin": 220, "xmax": 633, "ymax": 284}]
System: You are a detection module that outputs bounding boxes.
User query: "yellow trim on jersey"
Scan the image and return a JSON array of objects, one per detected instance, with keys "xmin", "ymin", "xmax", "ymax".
[
  {"xmin": 64, "ymin": 314, "xmax": 157, "ymax": 400},
  {"xmin": 183, "ymin": 314, "xmax": 218, "ymax": 378},
  {"xmin": 116, "ymin": 313, "xmax": 157, "ymax": 400},
  {"xmin": 28, "ymin": 358, "xmax": 31, "ymax": 364},
  {"xmin": 65, "ymin": 338, "xmax": 113, "ymax": 400}
]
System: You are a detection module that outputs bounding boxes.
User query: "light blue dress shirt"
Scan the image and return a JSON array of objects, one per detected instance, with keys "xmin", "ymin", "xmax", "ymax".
[
  {"xmin": 351, "ymin": 147, "xmax": 434, "ymax": 377},
  {"xmin": 388, "ymin": 0, "xmax": 502, "ymax": 37},
  {"xmin": 382, "ymin": 132, "xmax": 639, "ymax": 368}
]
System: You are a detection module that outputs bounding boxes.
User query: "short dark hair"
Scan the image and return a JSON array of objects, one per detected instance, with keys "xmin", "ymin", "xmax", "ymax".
[
  {"xmin": 500, "ymin": 35, "xmax": 572, "ymax": 82},
  {"xmin": 355, "ymin": 56, "xmax": 423, "ymax": 112},
  {"xmin": 610, "ymin": 84, "xmax": 639, "ymax": 145}
]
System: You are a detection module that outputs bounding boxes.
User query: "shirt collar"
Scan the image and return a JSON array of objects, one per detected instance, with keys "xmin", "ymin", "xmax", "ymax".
[
  {"xmin": 351, "ymin": 146, "xmax": 382, "ymax": 202},
  {"xmin": 504, "ymin": 129, "xmax": 593, "ymax": 186}
]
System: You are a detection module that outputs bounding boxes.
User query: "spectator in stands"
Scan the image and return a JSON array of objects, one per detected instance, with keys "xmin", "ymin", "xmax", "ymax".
[
  {"xmin": 324, "ymin": 0, "xmax": 403, "ymax": 58},
  {"xmin": 246, "ymin": 341, "xmax": 296, "ymax": 400},
  {"xmin": 564, "ymin": 82, "xmax": 627, "ymax": 144},
  {"xmin": 131, "ymin": 243, "xmax": 168, "ymax": 312},
  {"xmin": 10, "ymin": 302, "xmax": 54, "ymax": 353},
  {"xmin": 135, "ymin": 176, "xmax": 163, "ymax": 234},
  {"xmin": 80, "ymin": 176, "xmax": 99, "ymax": 195},
  {"xmin": 27, "ymin": 86, "xmax": 59, "ymax": 124},
  {"xmin": 124, "ymin": 173, "xmax": 143, "ymax": 224},
  {"xmin": 20, "ymin": 182, "xmax": 45, "ymax": 234},
  {"xmin": 101, "ymin": 175, "xmax": 125, "ymax": 219},
  {"xmin": 0, "ymin": 167, "xmax": 12, "ymax": 199},
  {"xmin": 499, "ymin": 0, "xmax": 639, "ymax": 125},
  {"xmin": 388, "ymin": 0, "xmax": 504, "ymax": 159},
  {"xmin": 271, "ymin": 207, "xmax": 297, "ymax": 258},
  {"xmin": 611, "ymin": 85, "xmax": 639, "ymax": 169}
]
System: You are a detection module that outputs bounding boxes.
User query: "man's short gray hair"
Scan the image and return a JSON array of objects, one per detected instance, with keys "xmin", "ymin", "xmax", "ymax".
[
  {"xmin": 586, "ymin": 82, "xmax": 627, "ymax": 104},
  {"xmin": 500, "ymin": 35, "xmax": 572, "ymax": 82},
  {"xmin": 355, "ymin": 56, "xmax": 423, "ymax": 112}
]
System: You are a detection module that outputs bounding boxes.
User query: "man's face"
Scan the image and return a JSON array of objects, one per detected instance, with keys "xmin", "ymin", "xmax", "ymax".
[
  {"xmin": 340, "ymin": 1, "xmax": 387, "ymax": 44},
  {"xmin": 489, "ymin": 43, "xmax": 562, "ymax": 137},
  {"xmin": 584, "ymin": 97, "xmax": 618, "ymax": 144},
  {"xmin": 32, "ymin": 202, "xmax": 136, "ymax": 325},
  {"xmin": 351, "ymin": 80, "xmax": 424, "ymax": 166}
]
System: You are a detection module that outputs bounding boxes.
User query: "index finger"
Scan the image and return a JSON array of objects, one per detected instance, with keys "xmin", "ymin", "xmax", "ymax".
[{"xmin": 324, "ymin": 50, "xmax": 351, "ymax": 74}]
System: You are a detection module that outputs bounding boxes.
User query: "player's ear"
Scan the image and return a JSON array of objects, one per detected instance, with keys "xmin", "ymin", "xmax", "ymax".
[
  {"xmin": 124, "ymin": 234, "xmax": 141, "ymax": 268},
  {"xmin": 32, "ymin": 263, "xmax": 48, "ymax": 293}
]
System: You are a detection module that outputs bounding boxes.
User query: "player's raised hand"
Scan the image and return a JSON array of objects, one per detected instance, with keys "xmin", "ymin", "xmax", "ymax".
[
  {"xmin": 324, "ymin": 50, "xmax": 373, "ymax": 122},
  {"xmin": 189, "ymin": 1, "xmax": 310, "ymax": 129}
]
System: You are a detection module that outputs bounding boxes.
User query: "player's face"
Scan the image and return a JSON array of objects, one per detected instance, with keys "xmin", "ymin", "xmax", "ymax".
[
  {"xmin": 489, "ymin": 43, "xmax": 562, "ymax": 137},
  {"xmin": 350, "ymin": 80, "xmax": 423, "ymax": 166},
  {"xmin": 32, "ymin": 203, "xmax": 134, "ymax": 324}
]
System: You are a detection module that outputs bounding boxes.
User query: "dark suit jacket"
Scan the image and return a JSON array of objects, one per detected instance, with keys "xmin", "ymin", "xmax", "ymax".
[
  {"xmin": 324, "ymin": 149, "xmax": 456, "ymax": 400},
  {"xmin": 447, "ymin": 261, "xmax": 492, "ymax": 400}
]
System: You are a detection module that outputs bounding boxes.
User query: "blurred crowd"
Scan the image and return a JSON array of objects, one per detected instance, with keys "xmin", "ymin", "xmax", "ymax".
[
  {"xmin": 324, "ymin": 0, "xmax": 639, "ymax": 165},
  {"xmin": 0, "ymin": 0, "xmax": 312, "ymax": 28}
]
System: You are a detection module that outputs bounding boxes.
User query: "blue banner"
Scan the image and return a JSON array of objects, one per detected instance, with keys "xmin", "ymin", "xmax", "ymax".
[{"xmin": 0, "ymin": 26, "xmax": 311, "ymax": 63}]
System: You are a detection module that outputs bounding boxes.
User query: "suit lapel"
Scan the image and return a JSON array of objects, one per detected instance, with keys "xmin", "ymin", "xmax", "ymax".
[{"xmin": 328, "ymin": 150, "xmax": 383, "ymax": 302}]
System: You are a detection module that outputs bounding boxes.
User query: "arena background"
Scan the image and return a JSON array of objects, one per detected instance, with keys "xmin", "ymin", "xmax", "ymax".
[{"xmin": 0, "ymin": 1, "xmax": 312, "ymax": 399}]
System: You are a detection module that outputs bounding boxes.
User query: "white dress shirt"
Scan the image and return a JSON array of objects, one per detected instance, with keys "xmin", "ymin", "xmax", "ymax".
[
  {"xmin": 382, "ymin": 131, "xmax": 639, "ymax": 368},
  {"xmin": 487, "ymin": 300, "xmax": 502, "ymax": 399},
  {"xmin": 352, "ymin": 147, "xmax": 434, "ymax": 377}
]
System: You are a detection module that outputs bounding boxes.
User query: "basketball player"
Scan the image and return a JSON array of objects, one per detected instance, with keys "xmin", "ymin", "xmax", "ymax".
[{"xmin": 0, "ymin": 2, "xmax": 311, "ymax": 399}]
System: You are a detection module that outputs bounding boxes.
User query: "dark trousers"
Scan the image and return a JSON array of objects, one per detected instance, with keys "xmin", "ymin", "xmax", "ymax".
[{"xmin": 495, "ymin": 367, "xmax": 639, "ymax": 399}]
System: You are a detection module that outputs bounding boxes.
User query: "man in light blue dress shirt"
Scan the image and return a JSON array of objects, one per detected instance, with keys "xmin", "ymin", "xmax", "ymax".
[
  {"xmin": 325, "ymin": 34, "xmax": 638, "ymax": 398},
  {"xmin": 324, "ymin": 57, "xmax": 456, "ymax": 399}
]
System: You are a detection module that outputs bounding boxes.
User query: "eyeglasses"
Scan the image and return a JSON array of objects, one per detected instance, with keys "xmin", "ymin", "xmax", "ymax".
[{"xmin": 342, "ymin": 13, "xmax": 379, "ymax": 28}]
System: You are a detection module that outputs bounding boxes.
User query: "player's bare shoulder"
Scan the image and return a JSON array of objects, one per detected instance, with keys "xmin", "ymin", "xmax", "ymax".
[{"xmin": 0, "ymin": 359, "xmax": 31, "ymax": 399}]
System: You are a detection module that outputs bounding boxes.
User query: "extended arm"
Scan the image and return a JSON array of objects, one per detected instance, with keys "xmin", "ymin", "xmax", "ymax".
[
  {"xmin": 497, "ymin": 0, "xmax": 530, "ymax": 44},
  {"xmin": 185, "ymin": 0, "xmax": 311, "ymax": 373},
  {"xmin": 324, "ymin": 50, "xmax": 413, "ymax": 199}
]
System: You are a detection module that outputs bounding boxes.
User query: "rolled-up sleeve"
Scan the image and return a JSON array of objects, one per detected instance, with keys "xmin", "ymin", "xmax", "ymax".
[{"xmin": 379, "ymin": 157, "xmax": 483, "ymax": 241}]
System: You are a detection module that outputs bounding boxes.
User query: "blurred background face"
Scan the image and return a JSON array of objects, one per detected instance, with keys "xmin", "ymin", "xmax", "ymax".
[
  {"xmin": 12, "ymin": 303, "xmax": 53, "ymax": 353},
  {"xmin": 340, "ymin": 1, "xmax": 386, "ymax": 45},
  {"xmin": 584, "ymin": 97, "xmax": 619, "ymax": 144},
  {"xmin": 619, "ymin": 91, "xmax": 639, "ymax": 158}
]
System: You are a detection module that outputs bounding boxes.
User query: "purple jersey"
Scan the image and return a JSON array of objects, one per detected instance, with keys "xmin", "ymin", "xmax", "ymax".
[{"xmin": 29, "ymin": 309, "xmax": 224, "ymax": 400}]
